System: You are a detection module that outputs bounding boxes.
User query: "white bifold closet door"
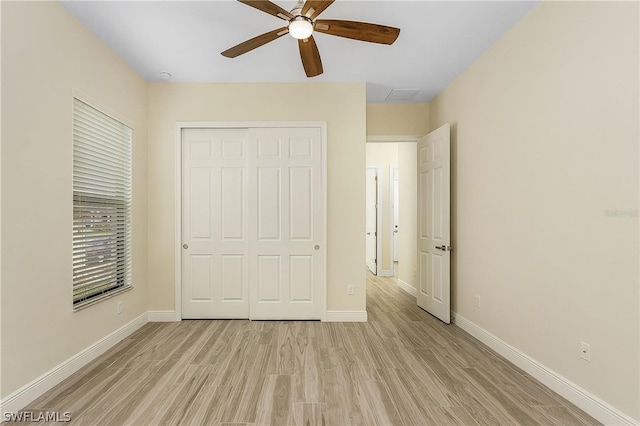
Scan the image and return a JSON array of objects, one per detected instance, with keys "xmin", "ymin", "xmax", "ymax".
[
  {"xmin": 181, "ymin": 127, "xmax": 324, "ymax": 320},
  {"xmin": 182, "ymin": 129, "xmax": 249, "ymax": 319}
]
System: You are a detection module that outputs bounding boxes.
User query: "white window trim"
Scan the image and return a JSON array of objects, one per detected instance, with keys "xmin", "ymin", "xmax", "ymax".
[{"xmin": 72, "ymin": 95, "xmax": 133, "ymax": 311}]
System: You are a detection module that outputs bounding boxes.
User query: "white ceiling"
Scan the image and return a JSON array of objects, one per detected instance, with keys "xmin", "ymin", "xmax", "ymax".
[{"xmin": 61, "ymin": 0, "xmax": 537, "ymax": 103}]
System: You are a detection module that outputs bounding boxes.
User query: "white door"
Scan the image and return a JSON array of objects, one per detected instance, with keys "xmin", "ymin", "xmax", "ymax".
[
  {"xmin": 248, "ymin": 127, "xmax": 324, "ymax": 320},
  {"xmin": 182, "ymin": 129, "xmax": 249, "ymax": 319},
  {"xmin": 416, "ymin": 124, "xmax": 451, "ymax": 323},
  {"xmin": 365, "ymin": 167, "xmax": 378, "ymax": 274},
  {"xmin": 182, "ymin": 126, "xmax": 325, "ymax": 320},
  {"xmin": 392, "ymin": 167, "xmax": 399, "ymax": 262}
]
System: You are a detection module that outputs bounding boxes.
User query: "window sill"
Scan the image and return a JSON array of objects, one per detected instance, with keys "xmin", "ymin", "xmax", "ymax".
[{"xmin": 73, "ymin": 286, "xmax": 133, "ymax": 312}]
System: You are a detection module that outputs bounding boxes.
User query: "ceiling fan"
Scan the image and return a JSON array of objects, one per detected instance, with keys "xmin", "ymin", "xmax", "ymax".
[{"xmin": 221, "ymin": 0, "xmax": 400, "ymax": 77}]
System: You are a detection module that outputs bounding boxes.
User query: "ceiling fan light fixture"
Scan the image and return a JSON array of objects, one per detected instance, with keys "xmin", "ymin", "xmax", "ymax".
[{"xmin": 288, "ymin": 16, "xmax": 313, "ymax": 40}]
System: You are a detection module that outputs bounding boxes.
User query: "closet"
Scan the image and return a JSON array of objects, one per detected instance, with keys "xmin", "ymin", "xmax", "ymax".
[{"xmin": 180, "ymin": 126, "xmax": 325, "ymax": 320}]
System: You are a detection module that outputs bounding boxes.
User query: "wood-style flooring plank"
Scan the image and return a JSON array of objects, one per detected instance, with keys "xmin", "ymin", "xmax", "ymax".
[
  {"xmin": 355, "ymin": 380, "xmax": 403, "ymax": 426},
  {"xmin": 535, "ymin": 405, "xmax": 598, "ymax": 426},
  {"xmin": 293, "ymin": 402, "xmax": 326, "ymax": 426},
  {"xmin": 255, "ymin": 375, "xmax": 294, "ymax": 426},
  {"xmin": 375, "ymin": 368, "xmax": 432, "ymax": 425}
]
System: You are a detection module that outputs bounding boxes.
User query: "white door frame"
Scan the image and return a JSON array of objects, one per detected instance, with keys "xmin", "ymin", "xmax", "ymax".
[
  {"xmin": 366, "ymin": 166, "xmax": 383, "ymax": 275},
  {"xmin": 174, "ymin": 121, "xmax": 328, "ymax": 321},
  {"xmin": 390, "ymin": 165, "xmax": 399, "ymax": 274}
]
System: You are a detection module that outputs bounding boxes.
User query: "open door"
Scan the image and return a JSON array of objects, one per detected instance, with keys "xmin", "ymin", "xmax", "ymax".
[
  {"xmin": 416, "ymin": 124, "xmax": 451, "ymax": 323},
  {"xmin": 366, "ymin": 167, "xmax": 378, "ymax": 274},
  {"xmin": 392, "ymin": 167, "xmax": 399, "ymax": 264}
]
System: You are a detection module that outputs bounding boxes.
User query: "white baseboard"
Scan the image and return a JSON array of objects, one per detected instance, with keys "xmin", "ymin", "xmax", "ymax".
[
  {"xmin": 378, "ymin": 270, "xmax": 394, "ymax": 277},
  {"xmin": 147, "ymin": 310, "xmax": 180, "ymax": 322},
  {"xmin": 325, "ymin": 310, "xmax": 368, "ymax": 322},
  {"xmin": 397, "ymin": 279, "xmax": 417, "ymax": 297},
  {"xmin": 451, "ymin": 312, "xmax": 638, "ymax": 426},
  {"xmin": 0, "ymin": 313, "xmax": 147, "ymax": 415}
]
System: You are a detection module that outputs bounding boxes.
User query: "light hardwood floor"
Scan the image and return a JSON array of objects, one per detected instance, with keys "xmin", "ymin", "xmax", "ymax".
[{"xmin": 21, "ymin": 274, "xmax": 600, "ymax": 426}]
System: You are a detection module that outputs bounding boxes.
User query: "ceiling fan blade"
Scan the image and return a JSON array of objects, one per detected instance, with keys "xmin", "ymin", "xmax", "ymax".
[
  {"xmin": 298, "ymin": 35, "xmax": 323, "ymax": 77},
  {"xmin": 221, "ymin": 27, "xmax": 288, "ymax": 58},
  {"xmin": 301, "ymin": 0, "xmax": 335, "ymax": 19},
  {"xmin": 237, "ymin": 0, "xmax": 293, "ymax": 20},
  {"xmin": 314, "ymin": 20, "xmax": 400, "ymax": 45}
]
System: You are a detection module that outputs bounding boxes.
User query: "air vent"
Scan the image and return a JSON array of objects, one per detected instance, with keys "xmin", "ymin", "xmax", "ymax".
[{"xmin": 385, "ymin": 88, "xmax": 420, "ymax": 101}]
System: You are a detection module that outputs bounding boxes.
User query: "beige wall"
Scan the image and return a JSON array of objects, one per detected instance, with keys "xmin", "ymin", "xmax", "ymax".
[
  {"xmin": 1, "ymin": 2, "xmax": 148, "ymax": 398},
  {"xmin": 366, "ymin": 143, "xmax": 398, "ymax": 272},
  {"xmin": 397, "ymin": 143, "xmax": 417, "ymax": 290},
  {"xmin": 147, "ymin": 83, "xmax": 366, "ymax": 313},
  {"xmin": 367, "ymin": 104, "xmax": 429, "ymax": 136},
  {"xmin": 429, "ymin": 1, "xmax": 639, "ymax": 420}
]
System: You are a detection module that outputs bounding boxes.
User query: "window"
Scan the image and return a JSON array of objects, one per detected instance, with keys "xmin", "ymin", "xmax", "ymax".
[{"xmin": 72, "ymin": 98, "xmax": 132, "ymax": 309}]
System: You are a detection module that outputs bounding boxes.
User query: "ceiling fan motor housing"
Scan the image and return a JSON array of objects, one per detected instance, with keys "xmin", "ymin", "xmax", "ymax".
[{"xmin": 288, "ymin": 15, "xmax": 314, "ymax": 39}]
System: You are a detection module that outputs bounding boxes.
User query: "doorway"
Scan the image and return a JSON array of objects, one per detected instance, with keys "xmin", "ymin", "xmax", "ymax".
[
  {"xmin": 366, "ymin": 140, "xmax": 418, "ymax": 294},
  {"xmin": 366, "ymin": 167, "xmax": 382, "ymax": 274},
  {"xmin": 365, "ymin": 143, "xmax": 398, "ymax": 277},
  {"xmin": 391, "ymin": 166, "xmax": 399, "ymax": 277}
]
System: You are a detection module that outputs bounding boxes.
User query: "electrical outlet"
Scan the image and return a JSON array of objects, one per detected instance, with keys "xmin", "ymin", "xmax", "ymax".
[
  {"xmin": 116, "ymin": 301, "xmax": 123, "ymax": 315},
  {"xmin": 347, "ymin": 285, "xmax": 355, "ymax": 295},
  {"xmin": 580, "ymin": 341, "xmax": 591, "ymax": 361},
  {"xmin": 474, "ymin": 295, "xmax": 481, "ymax": 309}
]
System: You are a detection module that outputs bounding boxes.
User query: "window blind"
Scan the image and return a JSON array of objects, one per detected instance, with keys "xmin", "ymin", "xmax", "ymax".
[{"xmin": 72, "ymin": 98, "xmax": 132, "ymax": 308}]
